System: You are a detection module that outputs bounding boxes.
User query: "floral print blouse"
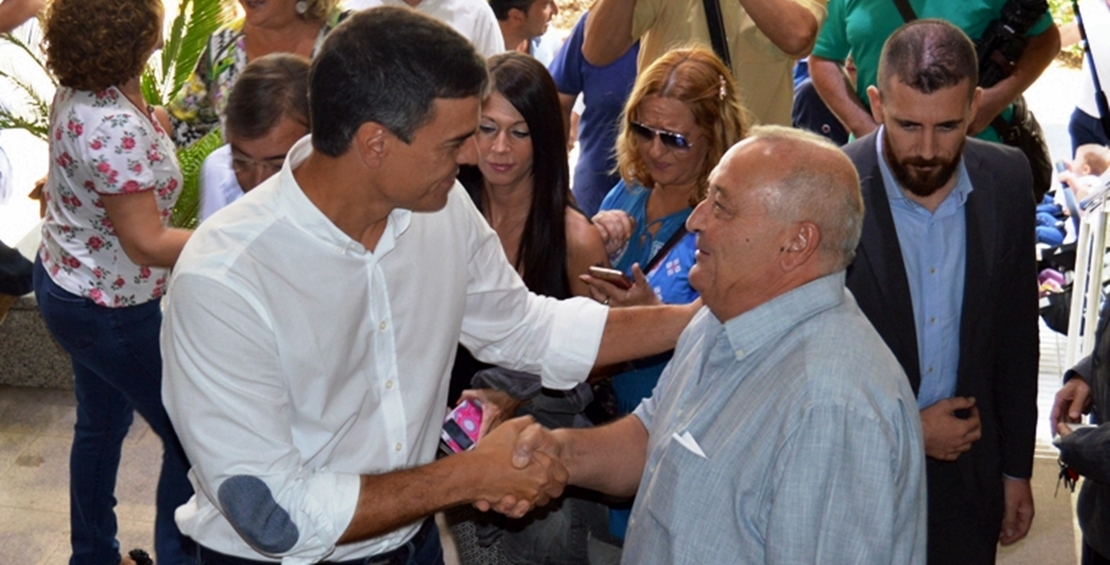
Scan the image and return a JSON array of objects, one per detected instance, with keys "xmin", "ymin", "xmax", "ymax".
[
  {"xmin": 40, "ymin": 86, "xmax": 182, "ymax": 307},
  {"xmin": 165, "ymin": 10, "xmax": 346, "ymax": 148}
]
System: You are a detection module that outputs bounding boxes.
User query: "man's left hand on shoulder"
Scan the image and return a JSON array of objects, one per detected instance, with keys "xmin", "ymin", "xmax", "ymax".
[{"xmin": 999, "ymin": 476, "xmax": 1034, "ymax": 545}]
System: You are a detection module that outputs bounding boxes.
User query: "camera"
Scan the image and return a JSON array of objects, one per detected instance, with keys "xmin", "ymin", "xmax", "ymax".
[{"xmin": 975, "ymin": 0, "xmax": 1049, "ymax": 88}]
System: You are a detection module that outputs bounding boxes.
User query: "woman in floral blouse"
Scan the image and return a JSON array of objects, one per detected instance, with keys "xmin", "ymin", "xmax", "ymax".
[
  {"xmin": 39, "ymin": 0, "xmax": 194, "ymax": 563},
  {"xmin": 165, "ymin": 0, "xmax": 344, "ymax": 147}
]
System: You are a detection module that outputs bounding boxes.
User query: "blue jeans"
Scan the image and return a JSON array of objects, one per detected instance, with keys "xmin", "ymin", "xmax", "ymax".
[{"xmin": 33, "ymin": 258, "xmax": 194, "ymax": 565}]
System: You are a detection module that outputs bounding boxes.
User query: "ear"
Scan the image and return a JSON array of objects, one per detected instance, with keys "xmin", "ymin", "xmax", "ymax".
[
  {"xmin": 866, "ymin": 85, "xmax": 884, "ymax": 125},
  {"xmin": 354, "ymin": 122, "xmax": 388, "ymax": 169},
  {"xmin": 779, "ymin": 222, "xmax": 821, "ymax": 272},
  {"xmin": 508, "ymin": 7, "xmax": 527, "ymax": 24},
  {"xmin": 967, "ymin": 86, "xmax": 983, "ymax": 128}
]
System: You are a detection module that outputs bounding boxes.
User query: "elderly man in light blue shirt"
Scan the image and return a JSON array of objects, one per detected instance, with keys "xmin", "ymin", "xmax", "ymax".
[{"xmin": 512, "ymin": 125, "xmax": 927, "ymax": 564}]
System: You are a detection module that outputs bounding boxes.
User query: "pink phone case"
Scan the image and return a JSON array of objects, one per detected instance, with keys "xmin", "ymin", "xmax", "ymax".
[{"xmin": 441, "ymin": 399, "xmax": 483, "ymax": 453}]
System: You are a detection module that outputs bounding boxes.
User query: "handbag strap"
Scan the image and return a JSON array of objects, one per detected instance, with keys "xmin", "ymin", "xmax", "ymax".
[
  {"xmin": 701, "ymin": 0, "xmax": 732, "ymax": 71},
  {"xmin": 644, "ymin": 225, "xmax": 689, "ymax": 274},
  {"xmin": 891, "ymin": 0, "xmax": 918, "ymax": 22},
  {"xmin": 1072, "ymin": 0, "xmax": 1110, "ymax": 137}
]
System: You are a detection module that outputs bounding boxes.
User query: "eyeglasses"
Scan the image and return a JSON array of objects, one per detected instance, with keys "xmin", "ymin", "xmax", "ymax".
[
  {"xmin": 630, "ymin": 121, "xmax": 693, "ymax": 152},
  {"xmin": 230, "ymin": 154, "xmax": 286, "ymax": 177}
]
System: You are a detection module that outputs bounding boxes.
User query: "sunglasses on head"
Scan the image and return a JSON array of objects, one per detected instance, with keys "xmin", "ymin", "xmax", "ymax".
[{"xmin": 630, "ymin": 121, "xmax": 693, "ymax": 151}]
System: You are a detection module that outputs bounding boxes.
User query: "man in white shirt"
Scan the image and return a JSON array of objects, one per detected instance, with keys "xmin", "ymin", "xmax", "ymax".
[
  {"xmin": 345, "ymin": 0, "xmax": 503, "ymax": 58},
  {"xmin": 489, "ymin": 0, "xmax": 560, "ymax": 65},
  {"xmin": 162, "ymin": 8, "xmax": 694, "ymax": 564}
]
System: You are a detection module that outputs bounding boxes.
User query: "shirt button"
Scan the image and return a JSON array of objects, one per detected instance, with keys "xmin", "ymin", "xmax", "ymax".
[
  {"xmin": 929, "ymin": 267, "xmax": 936, "ymax": 275},
  {"xmin": 395, "ymin": 443, "xmax": 403, "ymax": 452},
  {"xmin": 385, "ymin": 380, "xmax": 393, "ymax": 389},
  {"xmin": 929, "ymin": 317, "xmax": 936, "ymax": 324},
  {"xmin": 927, "ymin": 366, "xmax": 934, "ymax": 373},
  {"xmin": 379, "ymin": 321, "xmax": 387, "ymax": 331}
]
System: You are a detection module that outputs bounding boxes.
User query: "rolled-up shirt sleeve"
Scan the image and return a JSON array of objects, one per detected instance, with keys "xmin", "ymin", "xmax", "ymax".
[
  {"xmin": 162, "ymin": 272, "xmax": 360, "ymax": 563},
  {"xmin": 456, "ymin": 201, "xmax": 608, "ymax": 391}
]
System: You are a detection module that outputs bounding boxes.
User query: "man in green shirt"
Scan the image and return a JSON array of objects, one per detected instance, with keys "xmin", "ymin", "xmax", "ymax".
[{"xmin": 809, "ymin": 0, "xmax": 1059, "ymax": 142}]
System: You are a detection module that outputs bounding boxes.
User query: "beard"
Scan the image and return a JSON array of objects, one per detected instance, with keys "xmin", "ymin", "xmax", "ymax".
[{"xmin": 882, "ymin": 134, "xmax": 964, "ymax": 198}]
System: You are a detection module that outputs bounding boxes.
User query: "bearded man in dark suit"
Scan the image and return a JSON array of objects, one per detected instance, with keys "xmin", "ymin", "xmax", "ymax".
[{"xmin": 843, "ymin": 19, "xmax": 1039, "ymax": 565}]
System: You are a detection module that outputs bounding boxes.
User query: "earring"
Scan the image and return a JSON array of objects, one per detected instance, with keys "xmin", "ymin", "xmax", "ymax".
[{"xmin": 295, "ymin": 0, "xmax": 309, "ymax": 15}]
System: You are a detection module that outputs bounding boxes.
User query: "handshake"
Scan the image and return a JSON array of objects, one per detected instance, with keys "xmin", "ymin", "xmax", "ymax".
[{"xmin": 460, "ymin": 416, "xmax": 568, "ymax": 519}]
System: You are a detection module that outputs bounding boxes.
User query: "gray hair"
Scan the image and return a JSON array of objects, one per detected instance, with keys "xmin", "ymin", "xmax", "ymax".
[{"xmin": 749, "ymin": 126, "xmax": 864, "ymax": 271}]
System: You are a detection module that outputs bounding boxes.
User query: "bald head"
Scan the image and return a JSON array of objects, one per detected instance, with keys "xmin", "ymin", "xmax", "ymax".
[
  {"xmin": 687, "ymin": 126, "xmax": 863, "ymax": 320},
  {"xmin": 742, "ymin": 126, "xmax": 864, "ymax": 272}
]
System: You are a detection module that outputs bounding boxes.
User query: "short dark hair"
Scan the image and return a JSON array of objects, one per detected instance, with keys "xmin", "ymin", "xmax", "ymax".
[
  {"xmin": 489, "ymin": 0, "xmax": 537, "ymax": 21},
  {"xmin": 458, "ymin": 52, "xmax": 572, "ymax": 297},
  {"xmin": 225, "ymin": 54, "xmax": 311, "ymax": 140},
  {"xmin": 308, "ymin": 7, "xmax": 489, "ymax": 156},
  {"xmin": 877, "ymin": 19, "xmax": 979, "ymax": 96},
  {"xmin": 44, "ymin": 0, "xmax": 162, "ymax": 91}
]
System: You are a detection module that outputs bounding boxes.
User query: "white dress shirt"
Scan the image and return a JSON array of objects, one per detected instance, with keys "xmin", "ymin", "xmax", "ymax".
[
  {"xmin": 198, "ymin": 144, "xmax": 245, "ymax": 222},
  {"xmin": 344, "ymin": 0, "xmax": 504, "ymax": 58},
  {"xmin": 161, "ymin": 136, "xmax": 607, "ymax": 563}
]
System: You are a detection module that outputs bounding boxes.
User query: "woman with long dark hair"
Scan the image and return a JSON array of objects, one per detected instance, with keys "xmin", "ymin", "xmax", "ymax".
[
  {"xmin": 458, "ymin": 52, "xmax": 605, "ymax": 299},
  {"xmin": 450, "ymin": 52, "xmax": 609, "ymax": 564},
  {"xmin": 449, "ymin": 52, "xmax": 607, "ymax": 405}
]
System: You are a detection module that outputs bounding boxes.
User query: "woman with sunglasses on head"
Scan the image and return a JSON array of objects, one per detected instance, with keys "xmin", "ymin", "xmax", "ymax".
[
  {"xmin": 583, "ymin": 46, "xmax": 748, "ymax": 542},
  {"xmin": 38, "ymin": 0, "xmax": 194, "ymax": 563}
]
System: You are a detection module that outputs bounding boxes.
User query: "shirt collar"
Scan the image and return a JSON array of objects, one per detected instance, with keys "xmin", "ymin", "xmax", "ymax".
[
  {"xmin": 274, "ymin": 135, "xmax": 413, "ymax": 256},
  {"xmin": 875, "ymin": 126, "xmax": 973, "ymax": 211},
  {"xmin": 720, "ymin": 272, "xmax": 847, "ymax": 360}
]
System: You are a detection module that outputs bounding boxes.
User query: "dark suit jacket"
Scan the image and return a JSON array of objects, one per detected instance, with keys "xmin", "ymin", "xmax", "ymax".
[
  {"xmin": 1061, "ymin": 300, "xmax": 1110, "ymax": 557},
  {"xmin": 844, "ymin": 132, "xmax": 1039, "ymax": 524}
]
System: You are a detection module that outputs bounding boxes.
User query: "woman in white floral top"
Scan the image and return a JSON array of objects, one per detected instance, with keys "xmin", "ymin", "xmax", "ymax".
[
  {"xmin": 165, "ymin": 0, "xmax": 345, "ymax": 148},
  {"xmin": 38, "ymin": 0, "xmax": 195, "ymax": 563}
]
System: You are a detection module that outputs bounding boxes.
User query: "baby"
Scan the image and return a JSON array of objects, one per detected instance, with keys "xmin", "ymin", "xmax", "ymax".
[{"xmin": 1060, "ymin": 143, "xmax": 1110, "ymax": 202}]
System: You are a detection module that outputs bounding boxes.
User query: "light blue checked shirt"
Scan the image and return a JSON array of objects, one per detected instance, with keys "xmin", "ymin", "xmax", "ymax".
[{"xmin": 625, "ymin": 272, "xmax": 927, "ymax": 564}]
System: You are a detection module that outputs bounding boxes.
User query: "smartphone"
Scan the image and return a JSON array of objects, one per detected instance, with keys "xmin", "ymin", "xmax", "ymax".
[
  {"xmin": 588, "ymin": 266, "xmax": 633, "ymax": 290},
  {"xmin": 441, "ymin": 399, "xmax": 483, "ymax": 454},
  {"xmin": 1065, "ymin": 422, "xmax": 1096, "ymax": 433}
]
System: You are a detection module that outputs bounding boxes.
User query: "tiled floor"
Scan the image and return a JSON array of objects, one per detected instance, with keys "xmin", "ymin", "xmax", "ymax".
[
  {"xmin": 0, "ymin": 386, "xmax": 160, "ymax": 565},
  {"xmin": 0, "ymin": 319, "xmax": 1089, "ymax": 565}
]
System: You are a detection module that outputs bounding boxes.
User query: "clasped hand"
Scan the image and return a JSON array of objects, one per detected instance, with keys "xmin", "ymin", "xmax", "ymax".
[
  {"xmin": 469, "ymin": 416, "xmax": 567, "ymax": 518},
  {"xmin": 593, "ymin": 210, "xmax": 634, "ymax": 256},
  {"xmin": 920, "ymin": 396, "xmax": 981, "ymax": 461}
]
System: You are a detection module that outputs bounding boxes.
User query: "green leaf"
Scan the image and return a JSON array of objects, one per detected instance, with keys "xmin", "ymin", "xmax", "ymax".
[
  {"xmin": 145, "ymin": 0, "xmax": 231, "ymax": 107},
  {"xmin": 171, "ymin": 128, "xmax": 224, "ymax": 229}
]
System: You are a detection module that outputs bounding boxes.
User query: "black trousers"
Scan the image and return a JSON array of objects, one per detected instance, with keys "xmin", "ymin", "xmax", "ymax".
[
  {"xmin": 0, "ymin": 240, "xmax": 31, "ymax": 296},
  {"xmin": 1084, "ymin": 542, "xmax": 1110, "ymax": 565},
  {"xmin": 926, "ymin": 459, "xmax": 999, "ymax": 565}
]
